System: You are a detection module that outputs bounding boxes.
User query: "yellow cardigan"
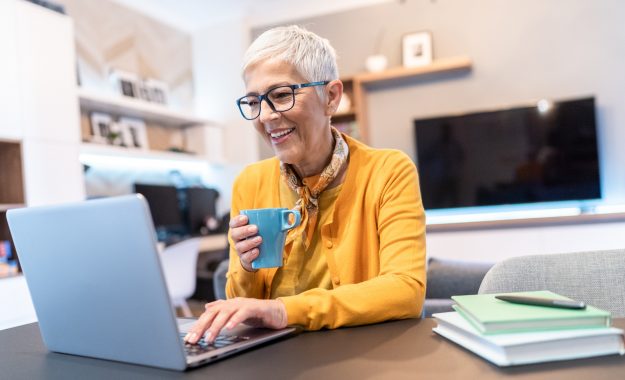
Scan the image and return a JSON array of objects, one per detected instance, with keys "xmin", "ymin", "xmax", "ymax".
[{"xmin": 225, "ymin": 134, "xmax": 426, "ymax": 330}]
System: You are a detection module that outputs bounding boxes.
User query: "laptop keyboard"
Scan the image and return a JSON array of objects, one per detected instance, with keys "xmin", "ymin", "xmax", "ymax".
[{"xmin": 182, "ymin": 334, "xmax": 250, "ymax": 356}]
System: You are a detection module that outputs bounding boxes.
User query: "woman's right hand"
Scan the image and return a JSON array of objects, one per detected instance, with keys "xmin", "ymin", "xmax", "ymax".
[{"xmin": 229, "ymin": 214, "xmax": 262, "ymax": 272}]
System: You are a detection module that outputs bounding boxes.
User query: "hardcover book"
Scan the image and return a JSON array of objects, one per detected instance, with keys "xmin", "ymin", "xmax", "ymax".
[{"xmin": 451, "ymin": 291, "xmax": 611, "ymax": 334}]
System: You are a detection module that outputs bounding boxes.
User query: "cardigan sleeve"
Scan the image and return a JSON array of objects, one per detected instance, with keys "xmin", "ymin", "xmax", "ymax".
[{"xmin": 279, "ymin": 152, "xmax": 427, "ymax": 330}]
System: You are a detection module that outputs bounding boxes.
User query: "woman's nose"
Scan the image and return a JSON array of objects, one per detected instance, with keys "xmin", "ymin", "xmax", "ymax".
[{"xmin": 258, "ymin": 99, "xmax": 279, "ymax": 123}]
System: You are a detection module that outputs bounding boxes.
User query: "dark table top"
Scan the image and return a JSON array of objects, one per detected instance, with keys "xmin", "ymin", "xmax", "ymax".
[{"xmin": 2, "ymin": 318, "xmax": 625, "ymax": 380}]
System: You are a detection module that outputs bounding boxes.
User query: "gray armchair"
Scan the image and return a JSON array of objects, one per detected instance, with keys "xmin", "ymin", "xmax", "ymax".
[
  {"xmin": 423, "ymin": 257, "xmax": 494, "ymax": 317},
  {"xmin": 478, "ymin": 249, "xmax": 625, "ymax": 317}
]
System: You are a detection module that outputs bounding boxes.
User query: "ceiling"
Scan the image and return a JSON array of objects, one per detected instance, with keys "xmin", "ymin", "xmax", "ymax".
[{"xmin": 111, "ymin": 0, "xmax": 394, "ymax": 32}]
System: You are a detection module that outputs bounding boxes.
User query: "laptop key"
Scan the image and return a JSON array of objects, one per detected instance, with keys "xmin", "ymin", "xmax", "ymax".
[{"xmin": 182, "ymin": 334, "xmax": 249, "ymax": 356}]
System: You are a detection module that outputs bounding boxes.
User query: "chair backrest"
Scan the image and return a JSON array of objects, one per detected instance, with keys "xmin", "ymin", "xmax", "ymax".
[
  {"xmin": 426, "ymin": 257, "xmax": 494, "ymax": 299},
  {"xmin": 159, "ymin": 238, "xmax": 201, "ymax": 302},
  {"xmin": 212, "ymin": 259, "xmax": 229, "ymax": 300},
  {"xmin": 478, "ymin": 249, "xmax": 625, "ymax": 317}
]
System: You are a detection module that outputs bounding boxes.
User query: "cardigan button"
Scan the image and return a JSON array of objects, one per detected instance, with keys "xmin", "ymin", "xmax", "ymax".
[
  {"xmin": 325, "ymin": 240, "xmax": 333, "ymax": 248},
  {"xmin": 333, "ymin": 277, "xmax": 340, "ymax": 285}
]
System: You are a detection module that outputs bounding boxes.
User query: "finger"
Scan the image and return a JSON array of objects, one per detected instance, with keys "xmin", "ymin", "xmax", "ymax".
[
  {"xmin": 184, "ymin": 308, "xmax": 218, "ymax": 344},
  {"xmin": 234, "ymin": 236, "xmax": 262, "ymax": 255},
  {"xmin": 225, "ymin": 308, "xmax": 249, "ymax": 330},
  {"xmin": 239, "ymin": 248, "xmax": 260, "ymax": 269},
  {"xmin": 230, "ymin": 224, "xmax": 258, "ymax": 242},
  {"xmin": 229, "ymin": 214, "xmax": 248, "ymax": 228},
  {"xmin": 205, "ymin": 309, "xmax": 238, "ymax": 343}
]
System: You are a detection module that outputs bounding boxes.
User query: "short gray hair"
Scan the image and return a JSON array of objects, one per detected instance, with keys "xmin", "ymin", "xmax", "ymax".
[{"xmin": 242, "ymin": 25, "xmax": 339, "ymax": 99}]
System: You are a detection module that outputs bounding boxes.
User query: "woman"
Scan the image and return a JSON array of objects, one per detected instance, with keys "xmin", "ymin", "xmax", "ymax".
[{"xmin": 185, "ymin": 25, "xmax": 425, "ymax": 345}]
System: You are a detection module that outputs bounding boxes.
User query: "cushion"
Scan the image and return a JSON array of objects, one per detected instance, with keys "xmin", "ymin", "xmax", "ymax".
[{"xmin": 426, "ymin": 257, "xmax": 494, "ymax": 299}]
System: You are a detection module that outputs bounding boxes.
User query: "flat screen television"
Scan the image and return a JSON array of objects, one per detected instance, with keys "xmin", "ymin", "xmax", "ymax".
[
  {"xmin": 133, "ymin": 183, "xmax": 185, "ymax": 237},
  {"xmin": 414, "ymin": 97, "xmax": 601, "ymax": 210}
]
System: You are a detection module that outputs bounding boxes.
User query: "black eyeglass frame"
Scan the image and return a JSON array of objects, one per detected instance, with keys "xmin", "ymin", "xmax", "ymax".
[{"xmin": 236, "ymin": 81, "xmax": 330, "ymax": 120}]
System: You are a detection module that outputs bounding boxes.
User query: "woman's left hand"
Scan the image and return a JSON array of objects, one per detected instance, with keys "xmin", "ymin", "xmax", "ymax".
[{"xmin": 183, "ymin": 298, "xmax": 288, "ymax": 344}]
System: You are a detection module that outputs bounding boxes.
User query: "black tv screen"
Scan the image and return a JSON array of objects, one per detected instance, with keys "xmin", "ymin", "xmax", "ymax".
[
  {"xmin": 133, "ymin": 183, "xmax": 184, "ymax": 231},
  {"xmin": 414, "ymin": 97, "xmax": 601, "ymax": 210}
]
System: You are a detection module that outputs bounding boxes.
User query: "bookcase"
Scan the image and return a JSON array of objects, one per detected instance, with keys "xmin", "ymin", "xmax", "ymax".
[{"xmin": 77, "ymin": 88, "xmax": 223, "ymax": 166}]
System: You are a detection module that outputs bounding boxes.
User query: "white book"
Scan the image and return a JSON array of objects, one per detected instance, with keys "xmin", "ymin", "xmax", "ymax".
[{"xmin": 433, "ymin": 311, "xmax": 625, "ymax": 366}]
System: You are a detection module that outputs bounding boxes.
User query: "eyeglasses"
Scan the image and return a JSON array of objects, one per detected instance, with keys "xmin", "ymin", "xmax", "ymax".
[{"xmin": 236, "ymin": 81, "xmax": 329, "ymax": 120}]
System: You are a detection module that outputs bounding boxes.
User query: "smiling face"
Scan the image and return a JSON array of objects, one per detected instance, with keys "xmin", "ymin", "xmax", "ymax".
[{"xmin": 243, "ymin": 58, "xmax": 342, "ymax": 177}]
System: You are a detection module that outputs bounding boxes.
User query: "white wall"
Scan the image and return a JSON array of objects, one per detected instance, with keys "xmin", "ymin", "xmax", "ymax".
[{"xmin": 192, "ymin": 17, "xmax": 260, "ymax": 213}]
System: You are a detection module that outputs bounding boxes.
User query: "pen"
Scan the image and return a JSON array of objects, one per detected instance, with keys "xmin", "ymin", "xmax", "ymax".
[{"xmin": 495, "ymin": 295, "xmax": 586, "ymax": 310}]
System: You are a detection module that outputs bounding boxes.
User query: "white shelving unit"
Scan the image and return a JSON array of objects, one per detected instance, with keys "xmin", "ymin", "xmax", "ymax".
[
  {"xmin": 78, "ymin": 87, "xmax": 214, "ymax": 128},
  {"xmin": 78, "ymin": 86, "xmax": 225, "ymax": 165},
  {"xmin": 79, "ymin": 142, "xmax": 210, "ymax": 164}
]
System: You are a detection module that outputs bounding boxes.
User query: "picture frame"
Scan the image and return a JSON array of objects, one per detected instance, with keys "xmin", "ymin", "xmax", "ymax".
[
  {"xmin": 119, "ymin": 117, "xmax": 149, "ymax": 150},
  {"xmin": 89, "ymin": 112, "xmax": 112, "ymax": 144},
  {"xmin": 109, "ymin": 69, "xmax": 140, "ymax": 98},
  {"xmin": 402, "ymin": 31, "xmax": 433, "ymax": 68},
  {"xmin": 136, "ymin": 80, "xmax": 152, "ymax": 102},
  {"xmin": 144, "ymin": 78, "xmax": 169, "ymax": 105}
]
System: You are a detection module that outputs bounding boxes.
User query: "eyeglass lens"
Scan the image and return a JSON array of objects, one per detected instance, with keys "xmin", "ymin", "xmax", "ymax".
[{"xmin": 238, "ymin": 86, "xmax": 295, "ymax": 120}]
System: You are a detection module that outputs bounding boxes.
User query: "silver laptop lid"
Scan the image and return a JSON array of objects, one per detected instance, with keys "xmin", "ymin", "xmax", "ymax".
[{"xmin": 7, "ymin": 195, "xmax": 188, "ymax": 371}]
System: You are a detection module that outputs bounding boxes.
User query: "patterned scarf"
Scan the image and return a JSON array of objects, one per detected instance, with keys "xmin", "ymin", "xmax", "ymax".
[{"xmin": 280, "ymin": 126, "xmax": 349, "ymax": 249}]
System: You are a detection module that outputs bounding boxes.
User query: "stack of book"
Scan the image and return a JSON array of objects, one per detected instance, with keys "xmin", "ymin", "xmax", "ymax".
[{"xmin": 433, "ymin": 291, "xmax": 625, "ymax": 366}]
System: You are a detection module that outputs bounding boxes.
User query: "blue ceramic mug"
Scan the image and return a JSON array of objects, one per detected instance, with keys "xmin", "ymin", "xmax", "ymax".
[{"xmin": 240, "ymin": 208, "xmax": 301, "ymax": 269}]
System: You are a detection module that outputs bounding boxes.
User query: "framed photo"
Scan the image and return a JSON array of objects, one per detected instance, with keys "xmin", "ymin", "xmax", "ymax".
[
  {"xmin": 144, "ymin": 78, "xmax": 169, "ymax": 105},
  {"xmin": 119, "ymin": 117, "xmax": 149, "ymax": 150},
  {"xmin": 402, "ymin": 31, "xmax": 433, "ymax": 68},
  {"xmin": 109, "ymin": 69, "xmax": 140, "ymax": 98},
  {"xmin": 136, "ymin": 80, "xmax": 152, "ymax": 102},
  {"xmin": 89, "ymin": 112, "xmax": 112, "ymax": 144}
]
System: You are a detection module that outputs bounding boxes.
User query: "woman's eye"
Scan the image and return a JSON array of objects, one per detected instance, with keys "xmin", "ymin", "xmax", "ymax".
[{"xmin": 271, "ymin": 91, "xmax": 292, "ymax": 102}]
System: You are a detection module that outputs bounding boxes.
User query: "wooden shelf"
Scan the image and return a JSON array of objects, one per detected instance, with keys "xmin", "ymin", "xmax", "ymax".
[
  {"xmin": 332, "ymin": 111, "xmax": 356, "ymax": 120},
  {"xmin": 354, "ymin": 56, "xmax": 472, "ymax": 85},
  {"xmin": 78, "ymin": 88, "xmax": 214, "ymax": 128},
  {"xmin": 79, "ymin": 143, "xmax": 210, "ymax": 164},
  {"xmin": 199, "ymin": 233, "xmax": 228, "ymax": 252},
  {"xmin": 0, "ymin": 141, "xmax": 25, "ymax": 207}
]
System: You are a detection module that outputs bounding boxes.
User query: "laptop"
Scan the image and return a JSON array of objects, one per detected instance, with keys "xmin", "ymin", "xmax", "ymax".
[{"xmin": 7, "ymin": 195, "xmax": 298, "ymax": 371}]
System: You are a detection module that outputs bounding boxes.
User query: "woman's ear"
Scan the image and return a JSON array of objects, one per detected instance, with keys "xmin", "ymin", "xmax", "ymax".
[{"xmin": 325, "ymin": 80, "xmax": 344, "ymax": 116}]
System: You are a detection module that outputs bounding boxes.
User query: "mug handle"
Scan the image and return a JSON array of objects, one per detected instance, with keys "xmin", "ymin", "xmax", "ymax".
[{"xmin": 281, "ymin": 210, "xmax": 301, "ymax": 231}]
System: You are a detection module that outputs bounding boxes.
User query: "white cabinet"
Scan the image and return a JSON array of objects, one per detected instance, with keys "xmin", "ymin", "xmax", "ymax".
[
  {"xmin": 0, "ymin": 0, "xmax": 21, "ymax": 140},
  {"xmin": 22, "ymin": 140, "xmax": 85, "ymax": 206},
  {"xmin": 0, "ymin": 276, "xmax": 37, "ymax": 331},
  {"xmin": 16, "ymin": 1, "xmax": 80, "ymax": 144},
  {"xmin": 12, "ymin": 1, "xmax": 84, "ymax": 204},
  {"xmin": 0, "ymin": 1, "xmax": 85, "ymax": 207}
]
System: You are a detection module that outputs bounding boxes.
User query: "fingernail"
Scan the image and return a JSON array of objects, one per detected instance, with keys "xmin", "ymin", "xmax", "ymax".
[
  {"xmin": 206, "ymin": 331, "xmax": 213, "ymax": 342},
  {"xmin": 254, "ymin": 236, "xmax": 262, "ymax": 242},
  {"xmin": 248, "ymin": 226, "xmax": 257, "ymax": 233},
  {"xmin": 183, "ymin": 333, "xmax": 190, "ymax": 341},
  {"xmin": 226, "ymin": 322, "xmax": 234, "ymax": 329}
]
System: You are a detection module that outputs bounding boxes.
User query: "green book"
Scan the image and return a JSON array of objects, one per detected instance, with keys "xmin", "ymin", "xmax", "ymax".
[{"xmin": 452, "ymin": 291, "xmax": 611, "ymax": 335}]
